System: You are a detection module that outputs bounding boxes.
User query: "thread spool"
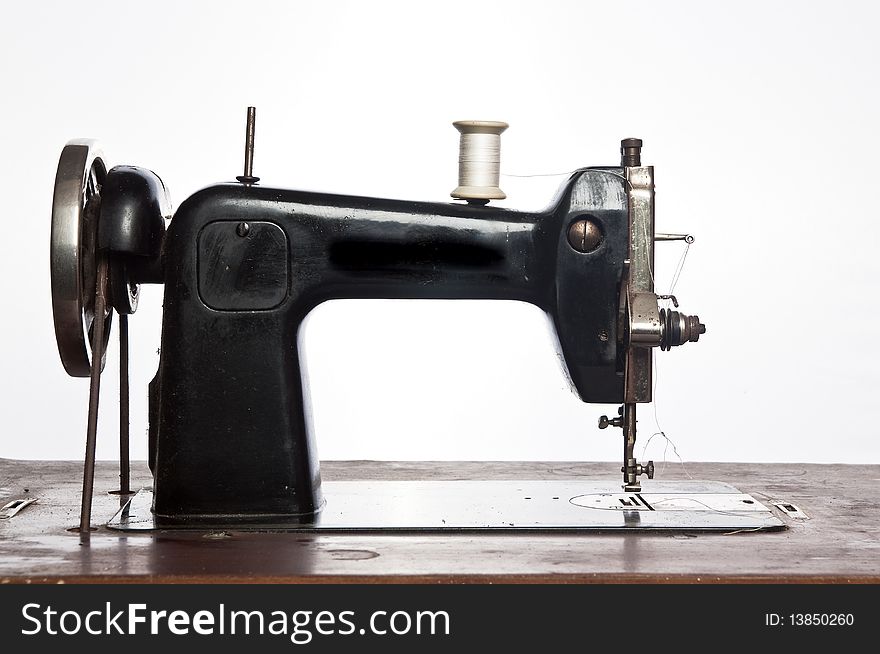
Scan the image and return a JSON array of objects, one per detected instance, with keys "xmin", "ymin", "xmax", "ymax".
[{"xmin": 451, "ymin": 120, "xmax": 508, "ymax": 204}]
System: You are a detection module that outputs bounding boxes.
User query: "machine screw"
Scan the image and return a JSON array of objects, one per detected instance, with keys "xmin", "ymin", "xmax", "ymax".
[
  {"xmin": 567, "ymin": 218, "xmax": 603, "ymax": 253},
  {"xmin": 236, "ymin": 222, "xmax": 250, "ymax": 237}
]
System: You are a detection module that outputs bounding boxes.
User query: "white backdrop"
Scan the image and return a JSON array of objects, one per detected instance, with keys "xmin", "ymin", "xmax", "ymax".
[{"xmin": 1, "ymin": 1, "xmax": 877, "ymax": 464}]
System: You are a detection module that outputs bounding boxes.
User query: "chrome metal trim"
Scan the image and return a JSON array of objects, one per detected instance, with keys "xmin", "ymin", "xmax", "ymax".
[
  {"xmin": 624, "ymin": 166, "xmax": 655, "ymax": 402},
  {"xmin": 50, "ymin": 140, "xmax": 110, "ymax": 377}
]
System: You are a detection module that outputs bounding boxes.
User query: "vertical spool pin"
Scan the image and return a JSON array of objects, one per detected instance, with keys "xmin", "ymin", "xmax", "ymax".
[{"xmin": 451, "ymin": 120, "xmax": 508, "ymax": 204}]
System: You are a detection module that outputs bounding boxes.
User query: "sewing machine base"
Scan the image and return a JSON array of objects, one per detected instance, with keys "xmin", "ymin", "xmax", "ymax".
[{"xmin": 108, "ymin": 480, "xmax": 784, "ymax": 532}]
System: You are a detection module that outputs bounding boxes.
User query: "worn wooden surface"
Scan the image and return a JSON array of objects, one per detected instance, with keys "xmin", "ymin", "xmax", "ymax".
[{"xmin": 1, "ymin": 459, "xmax": 878, "ymax": 583}]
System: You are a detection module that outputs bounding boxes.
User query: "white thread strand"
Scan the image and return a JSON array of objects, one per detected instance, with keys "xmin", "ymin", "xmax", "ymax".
[
  {"xmin": 669, "ymin": 242, "xmax": 691, "ymax": 295},
  {"xmin": 502, "ymin": 170, "xmax": 577, "ymax": 178},
  {"xmin": 639, "ymin": 229, "xmax": 696, "ymax": 477},
  {"xmin": 648, "ymin": 497, "xmax": 759, "ymax": 518},
  {"xmin": 643, "ymin": 347, "xmax": 694, "ymax": 480},
  {"xmin": 641, "ymin": 216, "xmax": 656, "ymax": 288}
]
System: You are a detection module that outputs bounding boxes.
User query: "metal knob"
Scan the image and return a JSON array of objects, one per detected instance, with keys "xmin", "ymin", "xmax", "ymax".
[
  {"xmin": 598, "ymin": 413, "xmax": 624, "ymax": 429},
  {"xmin": 660, "ymin": 309, "xmax": 706, "ymax": 351}
]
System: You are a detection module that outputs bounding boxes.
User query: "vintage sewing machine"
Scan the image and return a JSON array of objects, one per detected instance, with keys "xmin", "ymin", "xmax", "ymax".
[{"xmin": 48, "ymin": 108, "xmax": 782, "ymax": 533}]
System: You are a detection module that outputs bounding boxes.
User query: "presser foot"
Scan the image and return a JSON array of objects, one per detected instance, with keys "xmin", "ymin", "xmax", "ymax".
[{"xmin": 622, "ymin": 460, "xmax": 655, "ymax": 493}]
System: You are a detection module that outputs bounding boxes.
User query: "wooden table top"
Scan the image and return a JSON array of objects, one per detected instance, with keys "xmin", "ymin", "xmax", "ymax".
[{"xmin": 1, "ymin": 459, "xmax": 878, "ymax": 583}]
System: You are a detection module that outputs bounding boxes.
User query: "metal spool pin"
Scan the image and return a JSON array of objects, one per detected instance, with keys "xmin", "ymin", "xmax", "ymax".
[{"xmin": 236, "ymin": 106, "xmax": 260, "ymax": 185}]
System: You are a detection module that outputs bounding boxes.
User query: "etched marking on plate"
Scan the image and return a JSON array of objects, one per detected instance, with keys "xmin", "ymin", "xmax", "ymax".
[{"xmin": 570, "ymin": 493, "xmax": 768, "ymax": 512}]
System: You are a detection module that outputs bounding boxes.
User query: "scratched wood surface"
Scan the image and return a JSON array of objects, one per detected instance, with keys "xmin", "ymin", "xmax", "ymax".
[{"xmin": 1, "ymin": 459, "xmax": 878, "ymax": 583}]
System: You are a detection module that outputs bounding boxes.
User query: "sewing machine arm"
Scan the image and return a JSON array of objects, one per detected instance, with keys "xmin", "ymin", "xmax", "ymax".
[{"xmin": 148, "ymin": 170, "xmax": 629, "ymax": 522}]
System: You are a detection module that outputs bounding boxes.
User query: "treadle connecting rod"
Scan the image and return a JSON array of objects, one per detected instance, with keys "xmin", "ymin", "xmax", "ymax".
[
  {"xmin": 109, "ymin": 314, "xmax": 133, "ymax": 497},
  {"xmin": 80, "ymin": 257, "xmax": 109, "ymax": 533}
]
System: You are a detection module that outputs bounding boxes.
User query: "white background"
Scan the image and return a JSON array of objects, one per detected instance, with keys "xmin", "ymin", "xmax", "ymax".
[{"xmin": 1, "ymin": 1, "xmax": 877, "ymax": 464}]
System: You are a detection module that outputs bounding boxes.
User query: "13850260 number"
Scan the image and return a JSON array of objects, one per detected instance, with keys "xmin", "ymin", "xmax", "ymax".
[{"xmin": 790, "ymin": 613, "xmax": 854, "ymax": 626}]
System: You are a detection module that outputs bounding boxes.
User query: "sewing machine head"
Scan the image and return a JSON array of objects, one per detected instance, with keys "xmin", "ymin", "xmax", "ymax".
[{"xmin": 50, "ymin": 108, "xmax": 705, "ymax": 528}]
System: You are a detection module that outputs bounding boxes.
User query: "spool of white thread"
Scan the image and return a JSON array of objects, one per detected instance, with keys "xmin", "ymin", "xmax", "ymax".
[{"xmin": 451, "ymin": 120, "xmax": 508, "ymax": 203}]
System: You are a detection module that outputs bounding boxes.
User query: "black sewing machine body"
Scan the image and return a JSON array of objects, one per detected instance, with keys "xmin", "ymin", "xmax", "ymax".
[
  {"xmin": 52, "ymin": 117, "xmax": 723, "ymax": 532},
  {"xmin": 149, "ymin": 171, "xmax": 628, "ymax": 524}
]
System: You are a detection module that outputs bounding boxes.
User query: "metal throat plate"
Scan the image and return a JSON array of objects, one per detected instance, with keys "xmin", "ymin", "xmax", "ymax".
[{"xmin": 108, "ymin": 480, "xmax": 784, "ymax": 532}]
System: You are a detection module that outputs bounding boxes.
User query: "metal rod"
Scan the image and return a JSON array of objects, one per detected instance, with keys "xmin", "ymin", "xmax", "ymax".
[
  {"xmin": 622, "ymin": 403, "xmax": 638, "ymax": 491},
  {"xmin": 655, "ymin": 232, "xmax": 695, "ymax": 243},
  {"xmin": 243, "ymin": 106, "xmax": 255, "ymax": 178},
  {"xmin": 236, "ymin": 107, "xmax": 260, "ymax": 185},
  {"xmin": 118, "ymin": 313, "xmax": 130, "ymax": 495},
  {"xmin": 79, "ymin": 257, "xmax": 109, "ymax": 533}
]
